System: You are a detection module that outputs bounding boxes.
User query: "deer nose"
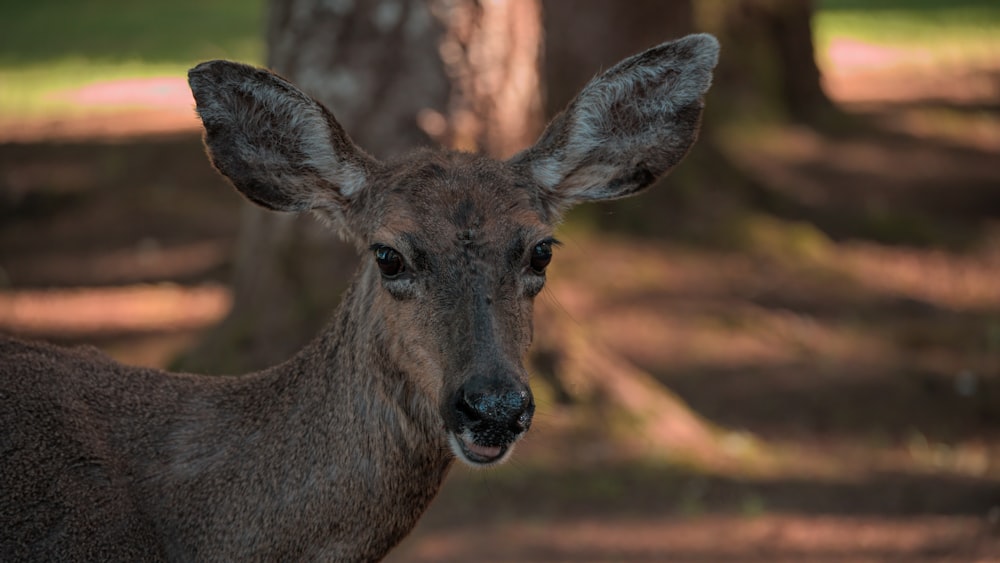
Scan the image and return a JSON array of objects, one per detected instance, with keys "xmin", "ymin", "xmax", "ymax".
[{"xmin": 456, "ymin": 385, "xmax": 533, "ymax": 432}]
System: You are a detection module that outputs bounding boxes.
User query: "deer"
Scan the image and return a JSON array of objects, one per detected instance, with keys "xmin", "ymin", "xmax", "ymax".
[{"xmin": 0, "ymin": 33, "xmax": 718, "ymax": 561}]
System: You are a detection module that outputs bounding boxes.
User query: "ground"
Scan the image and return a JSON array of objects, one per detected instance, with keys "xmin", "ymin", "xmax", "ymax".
[{"xmin": 2, "ymin": 42, "xmax": 1000, "ymax": 562}]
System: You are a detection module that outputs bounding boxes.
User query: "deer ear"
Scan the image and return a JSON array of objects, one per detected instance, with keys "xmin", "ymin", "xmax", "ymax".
[
  {"xmin": 509, "ymin": 33, "xmax": 719, "ymax": 218},
  {"xmin": 188, "ymin": 60, "xmax": 378, "ymax": 215}
]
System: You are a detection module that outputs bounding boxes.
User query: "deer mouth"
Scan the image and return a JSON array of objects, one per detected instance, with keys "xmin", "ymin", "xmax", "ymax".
[{"xmin": 448, "ymin": 431, "xmax": 513, "ymax": 466}]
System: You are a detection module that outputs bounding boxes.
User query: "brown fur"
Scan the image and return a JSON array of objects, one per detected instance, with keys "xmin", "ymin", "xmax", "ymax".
[{"xmin": 0, "ymin": 34, "xmax": 718, "ymax": 561}]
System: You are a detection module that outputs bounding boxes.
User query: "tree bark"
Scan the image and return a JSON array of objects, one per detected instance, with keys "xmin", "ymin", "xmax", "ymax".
[
  {"xmin": 267, "ymin": 0, "xmax": 448, "ymax": 157},
  {"xmin": 696, "ymin": 0, "xmax": 835, "ymax": 124},
  {"xmin": 765, "ymin": 0, "xmax": 834, "ymax": 121},
  {"xmin": 430, "ymin": 0, "xmax": 544, "ymax": 158}
]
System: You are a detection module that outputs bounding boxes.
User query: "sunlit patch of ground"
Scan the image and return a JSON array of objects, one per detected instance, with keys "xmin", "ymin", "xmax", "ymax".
[
  {"xmin": 0, "ymin": 109, "xmax": 202, "ymax": 143},
  {"xmin": 5, "ymin": 239, "xmax": 231, "ymax": 287},
  {"xmin": 0, "ymin": 77, "xmax": 200, "ymax": 142},
  {"xmin": 827, "ymin": 38, "xmax": 930, "ymax": 70},
  {"xmin": 52, "ymin": 77, "xmax": 193, "ymax": 110},
  {"xmin": 823, "ymin": 37, "xmax": 999, "ymax": 107},
  {"xmin": 0, "ymin": 283, "xmax": 230, "ymax": 337},
  {"xmin": 0, "ymin": 283, "xmax": 231, "ymax": 368}
]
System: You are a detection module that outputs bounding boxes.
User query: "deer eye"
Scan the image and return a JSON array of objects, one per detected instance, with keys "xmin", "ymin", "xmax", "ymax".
[
  {"xmin": 374, "ymin": 245, "xmax": 405, "ymax": 278},
  {"xmin": 529, "ymin": 241, "xmax": 553, "ymax": 274}
]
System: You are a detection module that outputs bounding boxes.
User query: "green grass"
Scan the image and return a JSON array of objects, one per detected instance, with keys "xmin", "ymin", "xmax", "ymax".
[
  {"xmin": 815, "ymin": 0, "xmax": 1000, "ymax": 63},
  {"xmin": 2, "ymin": 0, "xmax": 999, "ymax": 120},
  {"xmin": 0, "ymin": 0, "xmax": 264, "ymax": 65},
  {"xmin": 0, "ymin": 0, "xmax": 265, "ymax": 118}
]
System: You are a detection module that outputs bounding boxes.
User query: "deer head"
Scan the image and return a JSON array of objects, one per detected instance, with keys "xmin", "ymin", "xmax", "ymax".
[{"xmin": 187, "ymin": 33, "xmax": 719, "ymax": 466}]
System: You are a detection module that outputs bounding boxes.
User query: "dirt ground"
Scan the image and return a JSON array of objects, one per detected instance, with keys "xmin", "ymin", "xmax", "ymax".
[{"xmin": 2, "ymin": 49, "xmax": 1000, "ymax": 561}]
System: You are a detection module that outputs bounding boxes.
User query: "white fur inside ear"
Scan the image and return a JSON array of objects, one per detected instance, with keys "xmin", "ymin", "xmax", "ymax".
[
  {"xmin": 327, "ymin": 162, "xmax": 368, "ymax": 197},
  {"xmin": 530, "ymin": 158, "xmax": 565, "ymax": 191},
  {"xmin": 275, "ymin": 96, "xmax": 369, "ymax": 198}
]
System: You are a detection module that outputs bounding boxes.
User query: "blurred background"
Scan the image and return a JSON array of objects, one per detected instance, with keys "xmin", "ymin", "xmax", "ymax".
[{"xmin": 1, "ymin": 0, "xmax": 999, "ymax": 560}]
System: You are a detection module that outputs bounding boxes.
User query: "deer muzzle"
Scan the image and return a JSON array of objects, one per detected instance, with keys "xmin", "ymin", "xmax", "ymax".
[{"xmin": 446, "ymin": 374, "xmax": 534, "ymax": 466}]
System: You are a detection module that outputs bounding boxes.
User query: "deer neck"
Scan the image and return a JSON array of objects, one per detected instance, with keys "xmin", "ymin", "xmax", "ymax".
[
  {"xmin": 306, "ymin": 272, "xmax": 454, "ymax": 477},
  {"xmin": 150, "ymin": 272, "xmax": 453, "ymax": 559}
]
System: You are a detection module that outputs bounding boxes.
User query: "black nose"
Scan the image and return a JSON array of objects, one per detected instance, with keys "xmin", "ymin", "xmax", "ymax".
[{"xmin": 456, "ymin": 385, "xmax": 533, "ymax": 432}]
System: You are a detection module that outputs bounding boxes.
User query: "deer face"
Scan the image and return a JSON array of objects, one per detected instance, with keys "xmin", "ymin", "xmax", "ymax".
[
  {"xmin": 187, "ymin": 33, "xmax": 718, "ymax": 466},
  {"xmin": 352, "ymin": 152, "xmax": 549, "ymax": 464}
]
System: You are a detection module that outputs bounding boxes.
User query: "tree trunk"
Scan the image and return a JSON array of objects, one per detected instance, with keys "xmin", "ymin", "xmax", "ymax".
[
  {"xmin": 764, "ymin": 0, "xmax": 834, "ymax": 121},
  {"xmin": 696, "ymin": 0, "xmax": 835, "ymax": 124}
]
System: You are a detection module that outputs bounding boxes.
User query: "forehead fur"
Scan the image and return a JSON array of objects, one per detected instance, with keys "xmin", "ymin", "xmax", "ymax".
[{"xmin": 355, "ymin": 148, "xmax": 549, "ymax": 245}]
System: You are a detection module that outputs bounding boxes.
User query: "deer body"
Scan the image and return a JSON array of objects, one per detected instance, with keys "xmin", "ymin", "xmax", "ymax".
[{"xmin": 1, "ymin": 34, "xmax": 718, "ymax": 561}]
